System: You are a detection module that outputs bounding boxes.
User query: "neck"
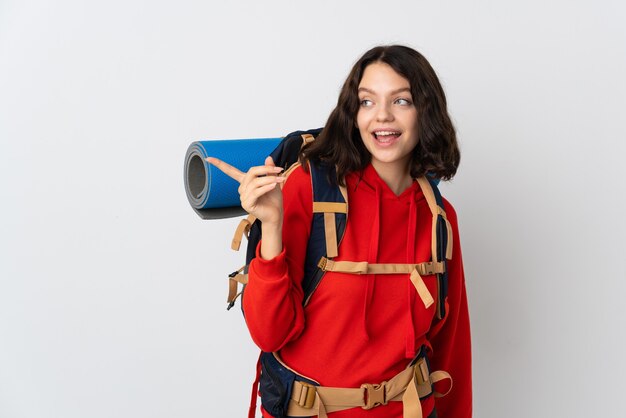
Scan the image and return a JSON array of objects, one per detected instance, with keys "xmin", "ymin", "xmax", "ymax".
[{"xmin": 371, "ymin": 160, "xmax": 413, "ymax": 196}]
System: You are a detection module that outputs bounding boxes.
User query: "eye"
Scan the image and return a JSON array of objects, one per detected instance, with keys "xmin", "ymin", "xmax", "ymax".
[
  {"xmin": 360, "ymin": 99, "xmax": 373, "ymax": 107},
  {"xmin": 394, "ymin": 98, "xmax": 412, "ymax": 106}
]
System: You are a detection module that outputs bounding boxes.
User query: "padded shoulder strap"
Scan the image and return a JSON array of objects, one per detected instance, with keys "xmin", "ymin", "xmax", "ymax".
[
  {"xmin": 301, "ymin": 161, "xmax": 347, "ymax": 306},
  {"xmin": 416, "ymin": 176, "xmax": 452, "ymax": 320}
]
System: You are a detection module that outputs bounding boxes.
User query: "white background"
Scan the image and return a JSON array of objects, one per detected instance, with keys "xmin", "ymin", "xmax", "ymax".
[{"xmin": 1, "ymin": 1, "xmax": 625, "ymax": 417}]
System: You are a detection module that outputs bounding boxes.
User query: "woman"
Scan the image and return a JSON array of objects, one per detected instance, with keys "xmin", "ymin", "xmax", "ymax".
[{"xmin": 209, "ymin": 45, "xmax": 471, "ymax": 418}]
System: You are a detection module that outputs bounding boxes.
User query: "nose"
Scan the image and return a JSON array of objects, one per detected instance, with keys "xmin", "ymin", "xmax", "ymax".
[{"xmin": 375, "ymin": 103, "xmax": 393, "ymax": 122}]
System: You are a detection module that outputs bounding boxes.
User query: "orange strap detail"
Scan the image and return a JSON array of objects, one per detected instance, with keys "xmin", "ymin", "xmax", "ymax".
[
  {"xmin": 323, "ymin": 213, "xmax": 339, "ymax": 258},
  {"xmin": 429, "ymin": 370, "xmax": 453, "ymax": 398},
  {"xmin": 231, "ymin": 215, "xmax": 256, "ymax": 251},
  {"xmin": 301, "ymin": 133, "xmax": 315, "ymax": 146},
  {"xmin": 410, "ymin": 269, "xmax": 435, "ymax": 308},
  {"xmin": 227, "ymin": 266, "xmax": 248, "ymax": 305},
  {"xmin": 282, "ymin": 162, "xmax": 301, "ymax": 180},
  {"xmin": 313, "ymin": 202, "xmax": 348, "ymax": 213}
]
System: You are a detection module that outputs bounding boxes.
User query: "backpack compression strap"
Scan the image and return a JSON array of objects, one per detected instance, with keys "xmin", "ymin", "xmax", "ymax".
[
  {"xmin": 231, "ymin": 214, "xmax": 256, "ymax": 251},
  {"xmin": 227, "ymin": 265, "xmax": 248, "ymax": 310}
]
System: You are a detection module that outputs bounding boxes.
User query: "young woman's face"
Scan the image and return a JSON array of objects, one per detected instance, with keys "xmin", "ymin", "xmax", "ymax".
[{"xmin": 356, "ymin": 62, "xmax": 419, "ymax": 173}]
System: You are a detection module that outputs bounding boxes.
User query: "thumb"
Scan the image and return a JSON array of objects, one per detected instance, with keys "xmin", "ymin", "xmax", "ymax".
[{"xmin": 265, "ymin": 156, "xmax": 276, "ymax": 168}]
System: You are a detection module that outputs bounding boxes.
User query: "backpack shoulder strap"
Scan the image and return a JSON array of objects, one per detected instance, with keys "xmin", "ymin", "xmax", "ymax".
[
  {"xmin": 416, "ymin": 177, "xmax": 453, "ymax": 320},
  {"xmin": 301, "ymin": 160, "xmax": 347, "ymax": 306},
  {"xmin": 227, "ymin": 129, "xmax": 324, "ymax": 311}
]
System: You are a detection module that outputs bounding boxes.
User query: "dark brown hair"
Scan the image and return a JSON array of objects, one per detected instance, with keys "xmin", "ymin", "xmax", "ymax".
[{"xmin": 301, "ymin": 45, "xmax": 460, "ymax": 183}]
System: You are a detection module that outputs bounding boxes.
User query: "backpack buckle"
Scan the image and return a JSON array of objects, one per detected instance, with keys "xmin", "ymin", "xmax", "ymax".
[
  {"xmin": 361, "ymin": 382, "xmax": 387, "ymax": 410},
  {"xmin": 293, "ymin": 381, "xmax": 316, "ymax": 409},
  {"xmin": 415, "ymin": 358, "xmax": 430, "ymax": 385},
  {"xmin": 413, "ymin": 357, "xmax": 434, "ymax": 398},
  {"xmin": 317, "ymin": 257, "xmax": 328, "ymax": 270}
]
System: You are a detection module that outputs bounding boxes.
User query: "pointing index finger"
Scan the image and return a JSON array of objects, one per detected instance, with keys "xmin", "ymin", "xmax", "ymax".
[{"xmin": 205, "ymin": 157, "xmax": 245, "ymax": 183}]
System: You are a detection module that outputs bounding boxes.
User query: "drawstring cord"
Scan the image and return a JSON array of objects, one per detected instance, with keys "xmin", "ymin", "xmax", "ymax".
[
  {"xmin": 362, "ymin": 184, "xmax": 381, "ymax": 340},
  {"xmin": 405, "ymin": 185, "xmax": 419, "ymax": 358}
]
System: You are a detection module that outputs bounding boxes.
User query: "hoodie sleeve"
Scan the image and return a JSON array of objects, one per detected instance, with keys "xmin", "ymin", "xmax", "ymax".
[
  {"xmin": 242, "ymin": 166, "xmax": 313, "ymax": 352},
  {"xmin": 427, "ymin": 198, "xmax": 473, "ymax": 418}
]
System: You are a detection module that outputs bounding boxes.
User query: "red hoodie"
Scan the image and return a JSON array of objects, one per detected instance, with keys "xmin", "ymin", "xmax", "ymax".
[{"xmin": 244, "ymin": 163, "xmax": 472, "ymax": 417}]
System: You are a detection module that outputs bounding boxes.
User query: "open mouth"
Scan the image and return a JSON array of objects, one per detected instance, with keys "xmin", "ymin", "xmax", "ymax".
[{"xmin": 372, "ymin": 130, "xmax": 401, "ymax": 144}]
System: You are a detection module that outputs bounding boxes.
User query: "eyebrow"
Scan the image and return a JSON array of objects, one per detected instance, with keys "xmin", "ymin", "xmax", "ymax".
[{"xmin": 358, "ymin": 87, "xmax": 411, "ymax": 95}]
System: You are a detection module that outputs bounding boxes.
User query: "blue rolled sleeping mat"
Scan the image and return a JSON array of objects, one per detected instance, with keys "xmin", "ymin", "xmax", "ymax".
[{"xmin": 184, "ymin": 138, "xmax": 282, "ymax": 219}]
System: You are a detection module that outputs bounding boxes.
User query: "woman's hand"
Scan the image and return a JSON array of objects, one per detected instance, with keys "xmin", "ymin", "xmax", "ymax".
[
  {"xmin": 206, "ymin": 156, "xmax": 285, "ymax": 226},
  {"xmin": 207, "ymin": 156, "xmax": 285, "ymax": 259}
]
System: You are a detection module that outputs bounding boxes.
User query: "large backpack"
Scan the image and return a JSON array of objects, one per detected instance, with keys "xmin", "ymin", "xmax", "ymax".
[
  {"xmin": 226, "ymin": 128, "xmax": 451, "ymax": 320},
  {"xmin": 225, "ymin": 128, "xmax": 455, "ymax": 417}
]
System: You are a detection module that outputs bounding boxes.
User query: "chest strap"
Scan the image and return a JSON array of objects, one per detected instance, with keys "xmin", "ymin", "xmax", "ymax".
[
  {"xmin": 286, "ymin": 356, "xmax": 452, "ymax": 418},
  {"xmin": 226, "ymin": 257, "xmax": 444, "ymax": 309},
  {"xmin": 317, "ymin": 257, "xmax": 445, "ymax": 308},
  {"xmin": 317, "ymin": 257, "xmax": 445, "ymax": 276}
]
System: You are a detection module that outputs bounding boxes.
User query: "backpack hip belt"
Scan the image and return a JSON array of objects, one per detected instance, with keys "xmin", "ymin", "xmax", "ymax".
[{"xmin": 285, "ymin": 355, "xmax": 452, "ymax": 418}]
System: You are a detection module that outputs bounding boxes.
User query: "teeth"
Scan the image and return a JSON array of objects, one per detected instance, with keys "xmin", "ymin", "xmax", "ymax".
[{"xmin": 375, "ymin": 131, "xmax": 400, "ymax": 136}]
